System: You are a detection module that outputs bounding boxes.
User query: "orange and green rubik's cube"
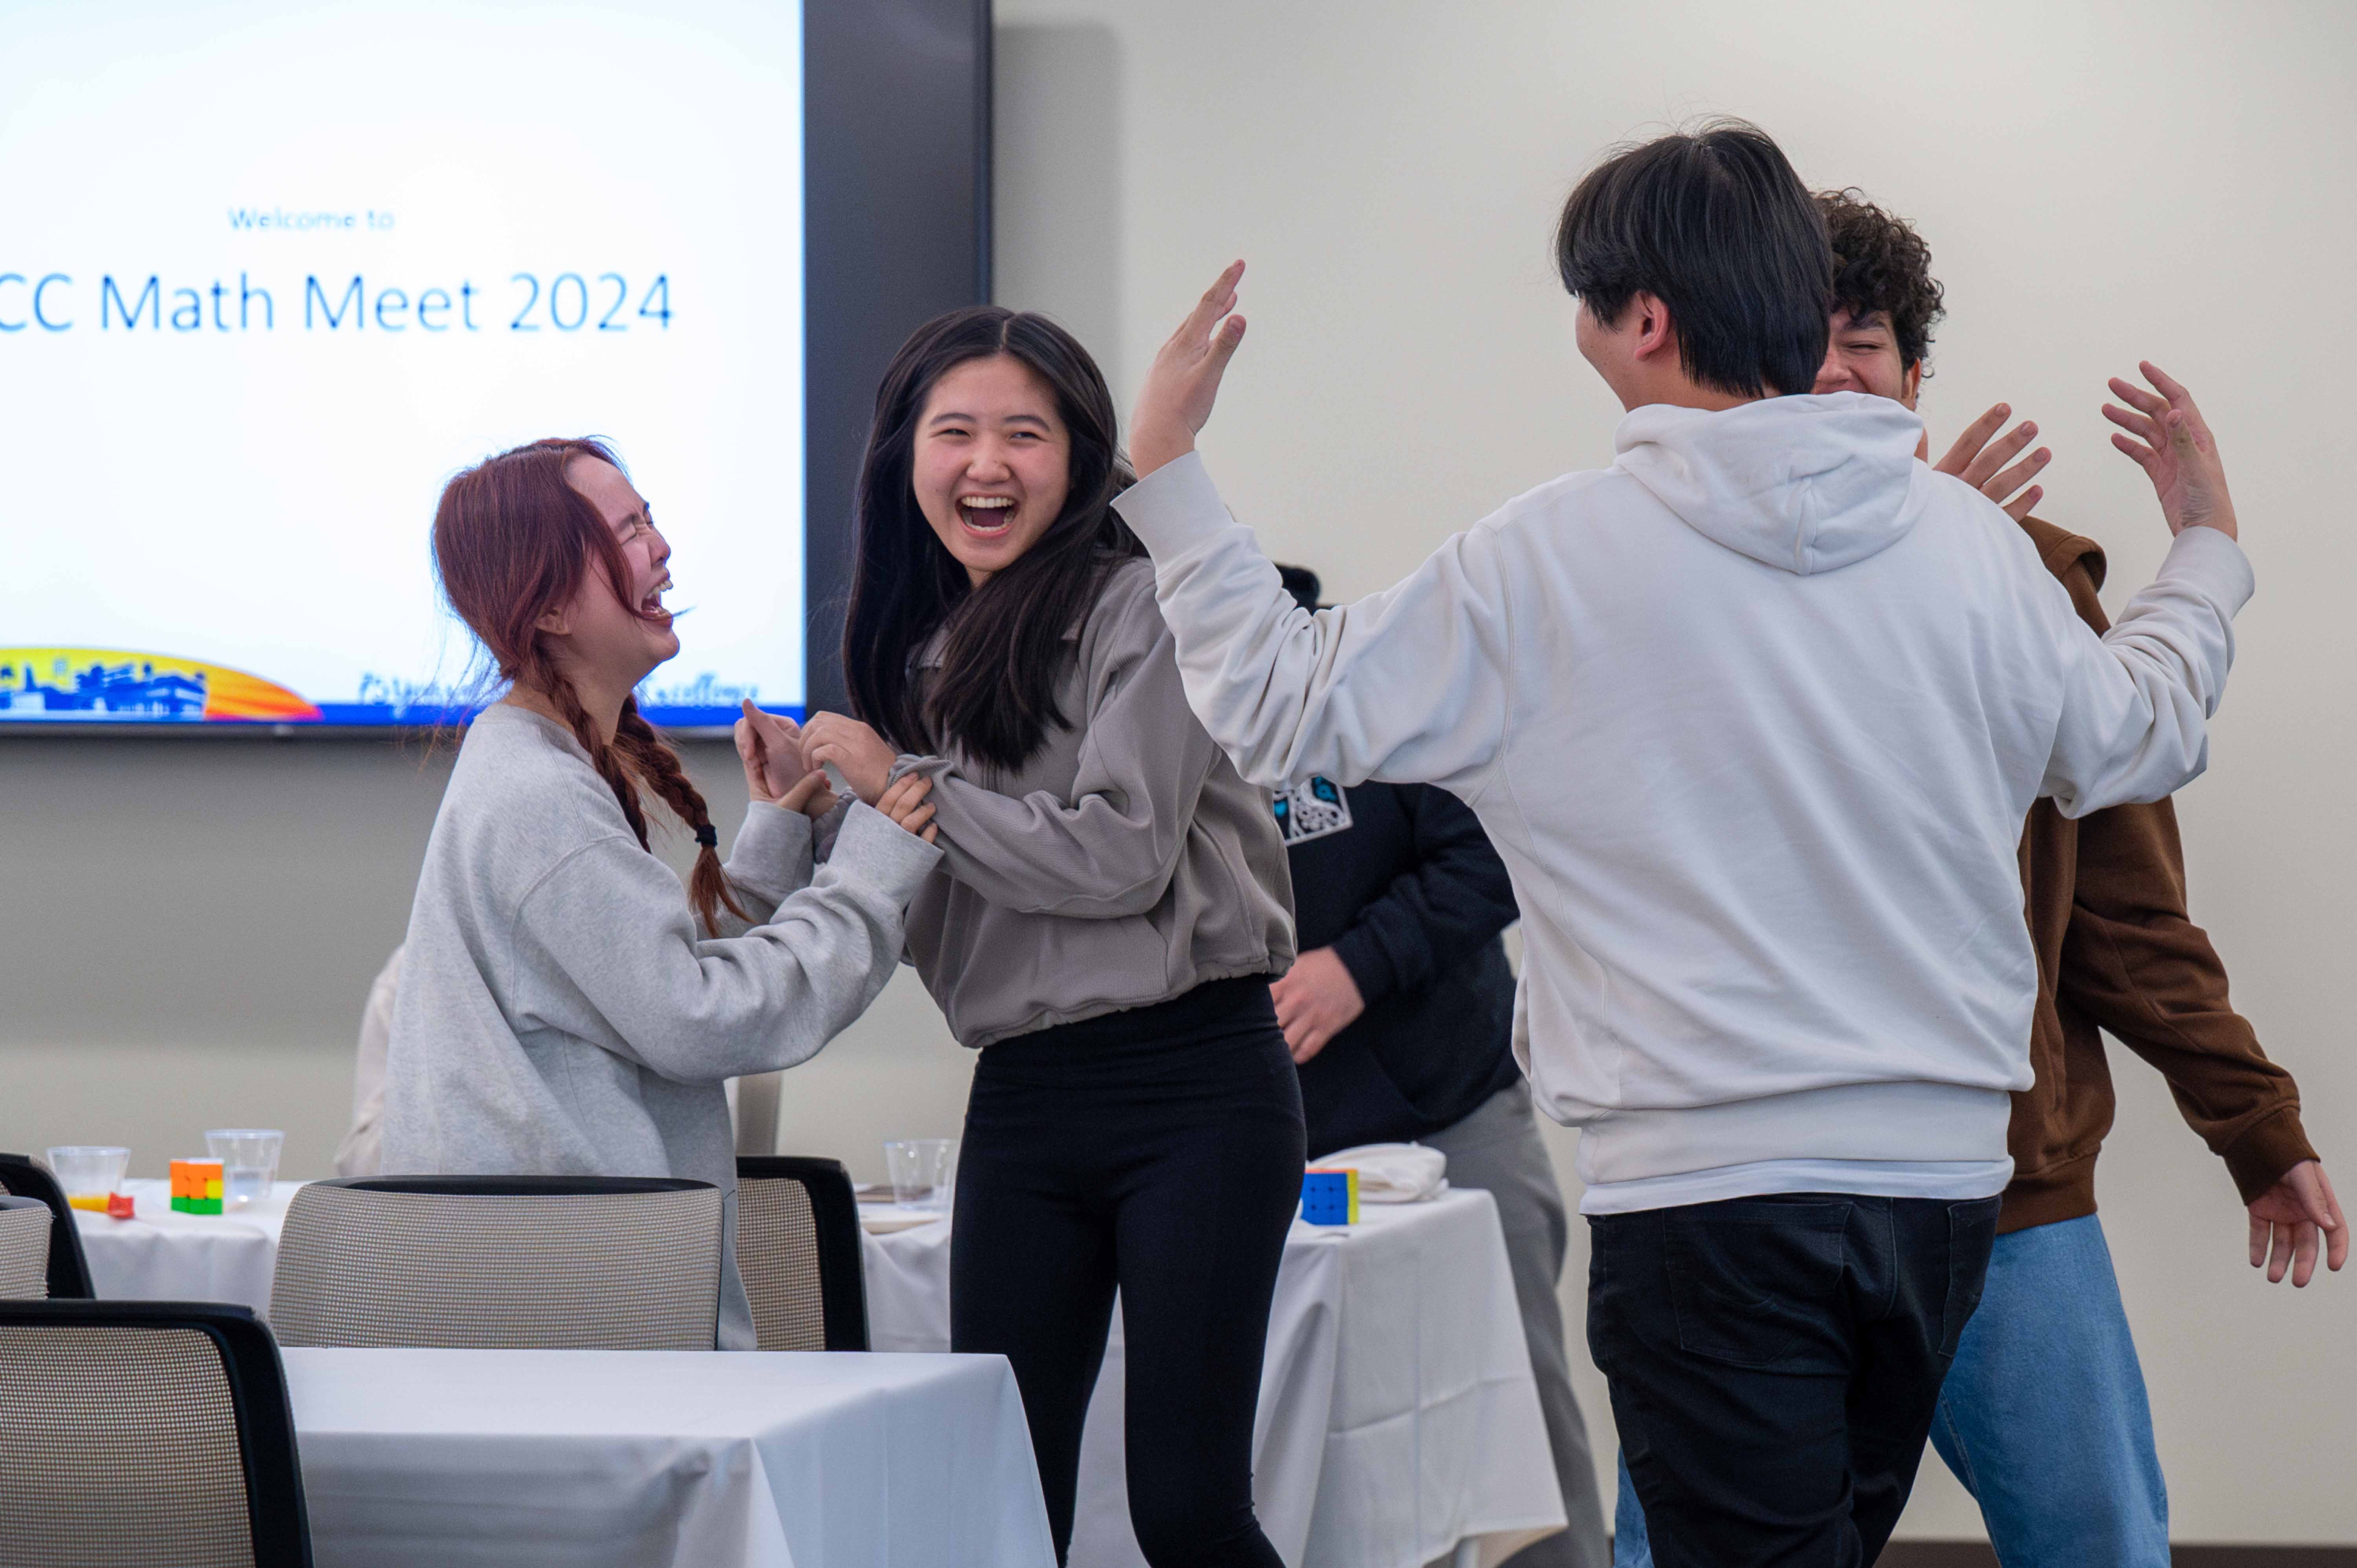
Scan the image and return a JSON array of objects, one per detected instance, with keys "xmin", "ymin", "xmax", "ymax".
[{"xmin": 170, "ymin": 1158, "xmax": 224, "ymax": 1214}]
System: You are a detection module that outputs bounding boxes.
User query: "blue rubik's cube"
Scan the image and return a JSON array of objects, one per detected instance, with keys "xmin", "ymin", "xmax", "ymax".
[{"xmin": 1301, "ymin": 1167, "xmax": 1360, "ymax": 1226}]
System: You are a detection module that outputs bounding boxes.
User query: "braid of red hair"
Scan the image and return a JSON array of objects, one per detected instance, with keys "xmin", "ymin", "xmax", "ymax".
[
  {"xmin": 614, "ymin": 695, "xmax": 749, "ymax": 936},
  {"xmin": 522, "ymin": 646, "xmax": 652, "ymax": 852}
]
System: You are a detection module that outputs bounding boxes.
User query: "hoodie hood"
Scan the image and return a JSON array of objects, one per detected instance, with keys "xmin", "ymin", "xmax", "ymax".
[{"xmin": 1614, "ymin": 391, "xmax": 1928, "ymax": 575}]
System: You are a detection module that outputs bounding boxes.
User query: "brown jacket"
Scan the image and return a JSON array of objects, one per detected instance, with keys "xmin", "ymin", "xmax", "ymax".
[{"xmin": 2007, "ymin": 517, "xmax": 2315, "ymax": 1233}]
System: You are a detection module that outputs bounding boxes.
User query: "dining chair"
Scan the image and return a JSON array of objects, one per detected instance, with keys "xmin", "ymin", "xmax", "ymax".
[
  {"xmin": 268, "ymin": 1176, "xmax": 722, "ymax": 1350},
  {"xmin": 0, "ymin": 1152, "xmax": 97, "ymax": 1299},
  {"xmin": 735, "ymin": 1156, "xmax": 869, "ymax": 1351},
  {"xmin": 0, "ymin": 1299, "xmax": 313, "ymax": 1567},
  {"xmin": 0, "ymin": 1197, "xmax": 53, "ymax": 1300}
]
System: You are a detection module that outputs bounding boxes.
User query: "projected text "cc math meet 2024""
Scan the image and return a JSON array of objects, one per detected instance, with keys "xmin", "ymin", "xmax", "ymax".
[{"xmin": 0, "ymin": 273, "xmax": 675, "ymax": 334}]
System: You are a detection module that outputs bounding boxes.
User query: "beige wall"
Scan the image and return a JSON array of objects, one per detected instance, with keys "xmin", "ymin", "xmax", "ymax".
[
  {"xmin": 986, "ymin": 0, "xmax": 2357, "ymax": 1543},
  {"xmin": 5, "ymin": 0, "xmax": 2350, "ymax": 1544}
]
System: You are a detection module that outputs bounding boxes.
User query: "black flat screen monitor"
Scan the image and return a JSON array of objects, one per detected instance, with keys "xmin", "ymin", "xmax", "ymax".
[{"xmin": 0, "ymin": 0, "xmax": 988, "ymax": 735}]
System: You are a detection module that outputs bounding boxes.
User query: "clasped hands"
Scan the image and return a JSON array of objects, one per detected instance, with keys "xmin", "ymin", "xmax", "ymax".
[{"xmin": 733, "ymin": 700, "xmax": 937, "ymax": 843}]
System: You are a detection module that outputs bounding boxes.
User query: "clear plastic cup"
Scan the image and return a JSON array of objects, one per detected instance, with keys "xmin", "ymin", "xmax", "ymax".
[
  {"xmin": 46, "ymin": 1147, "xmax": 130, "ymax": 1211},
  {"xmin": 203, "ymin": 1129, "xmax": 284, "ymax": 1211},
  {"xmin": 883, "ymin": 1138, "xmax": 960, "ymax": 1214}
]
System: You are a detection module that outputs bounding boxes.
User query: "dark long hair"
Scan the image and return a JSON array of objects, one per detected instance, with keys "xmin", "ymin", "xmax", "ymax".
[
  {"xmin": 841, "ymin": 307, "xmax": 1140, "ymax": 772},
  {"xmin": 433, "ymin": 437, "xmax": 747, "ymax": 936}
]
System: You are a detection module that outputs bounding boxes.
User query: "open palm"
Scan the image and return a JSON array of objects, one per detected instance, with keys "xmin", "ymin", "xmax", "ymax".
[
  {"xmin": 1130, "ymin": 260, "xmax": 1249, "ymax": 477},
  {"xmin": 2103, "ymin": 363, "xmax": 2236, "ymax": 539}
]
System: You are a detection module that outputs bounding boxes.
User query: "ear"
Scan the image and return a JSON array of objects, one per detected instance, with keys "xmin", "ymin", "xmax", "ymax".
[
  {"xmin": 534, "ymin": 606, "xmax": 572, "ymax": 638},
  {"xmin": 1629, "ymin": 292, "xmax": 1678, "ymax": 363},
  {"xmin": 1902, "ymin": 360, "xmax": 1923, "ymax": 408}
]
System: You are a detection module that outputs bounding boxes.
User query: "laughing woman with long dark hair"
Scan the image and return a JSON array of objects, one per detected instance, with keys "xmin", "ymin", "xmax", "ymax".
[{"xmin": 799, "ymin": 310, "xmax": 1299, "ymax": 1567}]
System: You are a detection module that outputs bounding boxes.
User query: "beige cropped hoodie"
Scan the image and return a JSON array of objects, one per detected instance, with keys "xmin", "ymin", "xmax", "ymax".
[{"xmin": 889, "ymin": 556, "xmax": 1297, "ymax": 1047}]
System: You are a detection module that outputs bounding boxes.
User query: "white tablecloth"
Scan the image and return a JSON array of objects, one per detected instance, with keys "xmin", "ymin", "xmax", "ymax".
[
  {"xmin": 74, "ymin": 1177, "xmax": 299, "ymax": 1312},
  {"xmin": 285, "ymin": 1346, "xmax": 1054, "ymax": 1568},
  {"xmin": 81, "ymin": 1178, "xmax": 1565, "ymax": 1567},
  {"xmin": 864, "ymin": 1187, "xmax": 1566, "ymax": 1568}
]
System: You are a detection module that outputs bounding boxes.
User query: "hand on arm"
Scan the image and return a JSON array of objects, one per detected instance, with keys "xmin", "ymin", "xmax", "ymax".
[
  {"xmin": 1130, "ymin": 261, "xmax": 1249, "ymax": 476},
  {"xmin": 2105, "ymin": 363, "xmax": 2238, "ymax": 541},
  {"xmin": 2248, "ymin": 1160, "xmax": 2347, "ymax": 1286},
  {"xmin": 875, "ymin": 771, "xmax": 940, "ymax": 844},
  {"xmin": 1270, "ymin": 947, "xmax": 1365, "ymax": 1065},
  {"xmin": 1934, "ymin": 402, "xmax": 2052, "ymax": 522}
]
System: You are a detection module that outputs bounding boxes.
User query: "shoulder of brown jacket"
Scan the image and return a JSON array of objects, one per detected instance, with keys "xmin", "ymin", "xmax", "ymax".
[{"xmin": 2016, "ymin": 515, "xmax": 2108, "ymax": 634}]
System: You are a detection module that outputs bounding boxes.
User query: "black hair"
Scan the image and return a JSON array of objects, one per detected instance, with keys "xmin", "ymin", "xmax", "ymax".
[
  {"xmin": 1554, "ymin": 119, "xmax": 1832, "ymax": 398},
  {"xmin": 1274, "ymin": 563, "xmax": 1321, "ymax": 614},
  {"xmin": 840, "ymin": 306, "xmax": 1140, "ymax": 772},
  {"xmin": 1817, "ymin": 188, "xmax": 1946, "ymax": 374}
]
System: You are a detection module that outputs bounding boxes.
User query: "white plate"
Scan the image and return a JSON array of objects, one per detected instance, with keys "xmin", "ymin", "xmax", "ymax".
[{"xmin": 858, "ymin": 1206, "xmax": 946, "ymax": 1235}]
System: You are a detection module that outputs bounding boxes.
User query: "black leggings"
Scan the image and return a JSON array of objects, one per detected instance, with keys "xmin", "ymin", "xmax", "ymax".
[{"xmin": 951, "ymin": 976, "xmax": 1305, "ymax": 1568}]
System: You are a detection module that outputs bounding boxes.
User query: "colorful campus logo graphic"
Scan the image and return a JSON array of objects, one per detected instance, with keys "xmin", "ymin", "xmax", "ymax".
[{"xmin": 0, "ymin": 648, "xmax": 321, "ymax": 724}]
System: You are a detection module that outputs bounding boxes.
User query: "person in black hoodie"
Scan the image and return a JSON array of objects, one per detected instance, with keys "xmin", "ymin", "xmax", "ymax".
[{"xmin": 1270, "ymin": 564, "xmax": 1608, "ymax": 1568}]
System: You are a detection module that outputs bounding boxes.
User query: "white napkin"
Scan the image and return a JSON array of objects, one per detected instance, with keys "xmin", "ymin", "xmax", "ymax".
[{"xmin": 1309, "ymin": 1143, "xmax": 1448, "ymax": 1203}]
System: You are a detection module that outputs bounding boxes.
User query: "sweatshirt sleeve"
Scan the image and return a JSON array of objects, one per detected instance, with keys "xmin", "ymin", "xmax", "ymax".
[
  {"xmin": 704, "ymin": 801, "xmax": 816, "ymax": 937},
  {"xmin": 2040, "ymin": 525, "xmax": 2253, "ymax": 816},
  {"xmin": 2057, "ymin": 792, "xmax": 2317, "ymax": 1202},
  {"xmin": 1331, "ymin": 784, "xmax": 1520, "ymax": 1006},
  {"xmin": 1111, "ymin": 452, "xmax": 1518, "ymax": 800},
  {"xmin": 511, "ymin": 801, "xmax": 939, "ymax": 1082},
  {"xmin": 889, "ymin": 565, "xmax": 1225, "ymax": 919}
]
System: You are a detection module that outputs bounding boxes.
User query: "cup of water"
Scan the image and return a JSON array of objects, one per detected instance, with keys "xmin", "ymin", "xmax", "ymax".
[
  {"xmin": 203, "ymin": 1129, "xmax": 284, "ymax": 1211},
  {"xmin": 883, "ymin": 1138, "xmax": 960, "ymax": 1215},
  {"xmin": 46, "ymin": 1147, "xmax": 130, "ymax": 1211}
]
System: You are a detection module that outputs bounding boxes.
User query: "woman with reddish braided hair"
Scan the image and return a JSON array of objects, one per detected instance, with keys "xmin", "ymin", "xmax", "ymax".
[{"xmin": 381, "ymin": 436, "xmax": 943, "ymax": 1349}]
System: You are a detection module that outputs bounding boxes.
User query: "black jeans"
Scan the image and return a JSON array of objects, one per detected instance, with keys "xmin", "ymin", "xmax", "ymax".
[
  {"xmin": 951, "ymin": 976, "xmax": 1305, "ymax": 1568},
  {"xmin": 1587, "ymin": 1192, "xmax": 2000, "ymax": 1567}
]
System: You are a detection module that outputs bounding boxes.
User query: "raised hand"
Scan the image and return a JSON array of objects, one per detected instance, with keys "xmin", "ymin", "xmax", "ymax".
[
  {"xmin": 734, "ymin": 698, "xmax": 810, "ymax": 804},
  {"xmin": 2248, "ymin": 1160, "xmax": 2347, "ymax": 1287},
  {"xmin": 2104, "ymin": 363, "xmax": 2237, "ymax": 540},
  {"xmin": 876, "ymin": 771, "xmax": 940, "ymax": 844},
  {"xmin": 1934, "ymin": 402, "xmax": 2051, "ymax": 522},
  {"xmin": 800, "ymin": 711, "xmax": 898, "ymax": 805},
  {"xmin": 1129, "ymin": 260, "xmax": 1249, "ymax": 477}
]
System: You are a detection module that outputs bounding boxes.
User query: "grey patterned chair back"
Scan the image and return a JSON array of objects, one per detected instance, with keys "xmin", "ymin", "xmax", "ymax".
[
  {"xmin": 0, "ymin": 1197, "xmax": 51, "ymax": 1300},
  {"xmin": 0, "ymin": 1152, "xmax": 96, "ymax": 1299},
  {"xmin": 268, "ymin": 1176, "xmax": 722, "ymax": 1350},
  {"xmin": 0, "ymin": 1299, "xmax": 312, "ymax": 1567},
  {"xmin": 735, "ymin": 1157, "xmax": 868, "ymax": 1351}
]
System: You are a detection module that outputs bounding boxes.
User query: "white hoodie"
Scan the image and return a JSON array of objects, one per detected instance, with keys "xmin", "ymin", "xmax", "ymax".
[{"xmin": 1112, "ymin": 393, "xmax": 2253, "ymax": 1213}]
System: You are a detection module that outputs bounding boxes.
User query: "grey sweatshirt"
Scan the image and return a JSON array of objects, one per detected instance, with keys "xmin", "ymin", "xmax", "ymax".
[
  {"xmin": 381, "ymin": 703, "xmax": 939, "ymax": 1347},
  {"xmin": 892, "ymin": 557, "xmax": 1296, "ymax": 1047}
]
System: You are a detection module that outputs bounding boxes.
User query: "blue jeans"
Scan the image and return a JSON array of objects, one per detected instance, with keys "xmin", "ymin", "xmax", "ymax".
[{"xmin": 1613, "ymin": 1214, "xmax": 2169, "ymax": 1568}]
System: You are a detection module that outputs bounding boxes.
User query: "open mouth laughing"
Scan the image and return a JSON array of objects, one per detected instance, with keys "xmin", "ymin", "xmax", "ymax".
[{"xmin": 957, "ymin": 493, "xmax": 1017, "ymax": 537}]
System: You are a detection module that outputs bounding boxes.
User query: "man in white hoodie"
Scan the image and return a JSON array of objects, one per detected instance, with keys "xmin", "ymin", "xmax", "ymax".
[{"xmin": 1106, "ymin": 123, "xmax": 2253, "ymax": 1565}]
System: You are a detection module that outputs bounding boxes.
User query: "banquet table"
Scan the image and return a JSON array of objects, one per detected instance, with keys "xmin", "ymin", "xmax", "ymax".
[
  {"xmin": 862, "ymin": 1187, "xmax": 1566, "ymax": 1568},
  {"xmin": 73, "ymin": 1176, "xmax": 299, "ymax": 1313},
  {"xmin": 283, "ymin": 1346, "xmax": 1053, "ymax": 1567},
  {"xmin": 79, "ymin": 1176, "xmax": 1567, "ymax": 1568}
]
